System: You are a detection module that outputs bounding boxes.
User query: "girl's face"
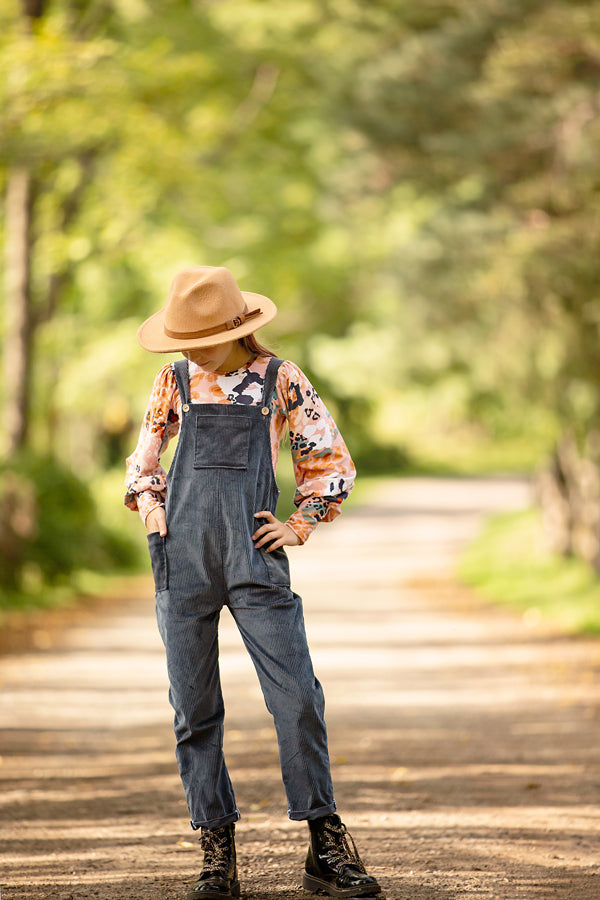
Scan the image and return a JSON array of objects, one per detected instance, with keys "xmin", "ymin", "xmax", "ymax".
[{"xmin": 183, "ymin": 340, "xmax": 251, "ymax": 373}]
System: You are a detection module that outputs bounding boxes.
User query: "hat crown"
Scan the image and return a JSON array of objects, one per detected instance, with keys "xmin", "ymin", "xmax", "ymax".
[{"xmin": 165, "ymin": 267, "xmax": 245, "ymax": 334}]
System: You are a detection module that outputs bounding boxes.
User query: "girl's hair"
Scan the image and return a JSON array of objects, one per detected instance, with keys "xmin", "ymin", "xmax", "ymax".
[{"xmin": 239, "ymin": 333, "xmax": 277, "ymax": 358}]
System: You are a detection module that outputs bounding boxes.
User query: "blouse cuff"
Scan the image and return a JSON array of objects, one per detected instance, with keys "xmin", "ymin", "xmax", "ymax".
[
  {"xmin": 286, "ymin": 497, "xmax": 343, "ymax": 544},
  {"xmin": 286, "ymin": 510, "xmax": 316, "ymax": 545},
  {"xmin": 137, "ymin": 491, "xmax": 165, "ymax": 525}
]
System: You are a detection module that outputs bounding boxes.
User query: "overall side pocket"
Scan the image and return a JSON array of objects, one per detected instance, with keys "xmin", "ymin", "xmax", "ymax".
[
  {"xmin": 262, "ymin": 545, "xmax": 291, "ymax": 586},
  {"xmin": 147, "ymin": 532, "xmax": 168, "ymax": 592}
]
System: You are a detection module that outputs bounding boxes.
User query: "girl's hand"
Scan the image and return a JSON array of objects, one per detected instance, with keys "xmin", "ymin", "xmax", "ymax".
[
  {"xmin": 253, "ymin": 510, "xmax": 300, "ymax": 552},
  {"xmin": 146, "ymin": 507, "xmax": 167, "ymax": 536}
]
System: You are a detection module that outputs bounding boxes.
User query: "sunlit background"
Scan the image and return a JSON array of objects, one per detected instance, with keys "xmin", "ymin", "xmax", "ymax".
[{"xmin": 2, "ymin": 0, "xmax": 600, "ymax": 627}]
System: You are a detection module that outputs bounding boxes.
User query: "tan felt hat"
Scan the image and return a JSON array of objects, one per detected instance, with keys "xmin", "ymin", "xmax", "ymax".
[{"xmin": 137, "ymin": 266, "xmax": 277, "ymax": 352}]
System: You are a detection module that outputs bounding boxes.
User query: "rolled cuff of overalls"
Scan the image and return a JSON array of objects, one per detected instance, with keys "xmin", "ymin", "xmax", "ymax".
[
  {"xmin": 288, "ymin": 801, "xmax": 337, "ymax": 822},
  {"xmin": 190, "ymin": 808, "xmax": 241, "ymax": 831}
]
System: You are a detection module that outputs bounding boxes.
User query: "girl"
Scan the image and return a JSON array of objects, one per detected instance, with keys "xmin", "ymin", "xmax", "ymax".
[{"xmin": 125, "ymin": 266, "xmax": 381, "ymax": 899}]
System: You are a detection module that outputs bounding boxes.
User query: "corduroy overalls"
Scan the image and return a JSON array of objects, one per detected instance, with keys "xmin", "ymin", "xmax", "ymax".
[{"xmin": 148, "ymin": 358, "xmax": 336, "ymax": 830}]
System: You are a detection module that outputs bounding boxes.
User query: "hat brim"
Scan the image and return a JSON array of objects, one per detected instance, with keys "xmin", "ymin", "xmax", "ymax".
[{"xmin": 137, "ymin": 291, "xmax": 277, "ymax": 352}]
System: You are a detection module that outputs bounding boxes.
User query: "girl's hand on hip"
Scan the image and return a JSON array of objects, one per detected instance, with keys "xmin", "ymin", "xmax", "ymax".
[
  {"xmin": 253, "ymin": 510, "xmax": 300, "ymax": 552},
  {"xmin": 146, "ymin": 507, "xmax": 167, "ymax": 536}
]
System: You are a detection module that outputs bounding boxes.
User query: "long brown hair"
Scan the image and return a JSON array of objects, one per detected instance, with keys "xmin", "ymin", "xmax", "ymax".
[{"xmin": 239, "ymin": 334, "xmax": 278, "ymax": 358}]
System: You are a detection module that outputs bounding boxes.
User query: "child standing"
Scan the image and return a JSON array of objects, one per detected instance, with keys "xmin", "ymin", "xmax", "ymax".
[{"xmin": 125, "ymin": 266, "xmax": 381, "ymax": 899}]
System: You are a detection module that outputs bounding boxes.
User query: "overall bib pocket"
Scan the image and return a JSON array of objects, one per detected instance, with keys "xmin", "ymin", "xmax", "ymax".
[
  {"xmin": 194, "ymin": 415, "xmax": 252, "ymax": 469},
  {"xmin": 147, "ymin": 531, "xmax": 168, "ymax": 592}
]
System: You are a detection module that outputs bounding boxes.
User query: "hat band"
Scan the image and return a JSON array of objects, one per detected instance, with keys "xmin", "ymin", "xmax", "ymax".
[{"xmin": 164, "ymin": 306, "xmax": 262, "ymax": 341}]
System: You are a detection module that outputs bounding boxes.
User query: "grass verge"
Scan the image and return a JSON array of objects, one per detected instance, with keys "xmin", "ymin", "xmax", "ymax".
[{"xmin": 458, "ymin": 508, "xmax": 600, "ymax": 635}]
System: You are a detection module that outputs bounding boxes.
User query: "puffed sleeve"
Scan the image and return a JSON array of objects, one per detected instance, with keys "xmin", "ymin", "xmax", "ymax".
[
  {"xmin": 276, "ymin": 361, "xmax": 356, "ymax": 543},
  {"xmin": 124, "ymin": 363, "xmax": 180, "ymax": 524}
]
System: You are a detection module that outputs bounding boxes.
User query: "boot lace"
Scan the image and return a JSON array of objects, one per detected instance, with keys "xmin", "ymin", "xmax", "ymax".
[
  {"xmin": 322, "ymin": 819, "xmax": 367, "ymax": 874},
  {"xmin": 200, "ymin": 828, "xmax": 229, "ymax": 874}
]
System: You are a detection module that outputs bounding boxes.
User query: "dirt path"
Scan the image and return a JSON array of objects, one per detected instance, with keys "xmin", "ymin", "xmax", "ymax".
[{"xmin": 2, "ymin": 476, "xmax": 600, "ymax": 900}]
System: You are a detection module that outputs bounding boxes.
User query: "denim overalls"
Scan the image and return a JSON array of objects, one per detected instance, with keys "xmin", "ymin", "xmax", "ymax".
[{"xmin": 148, "ymin": 358, "xmax": 336, "ymax": 830}]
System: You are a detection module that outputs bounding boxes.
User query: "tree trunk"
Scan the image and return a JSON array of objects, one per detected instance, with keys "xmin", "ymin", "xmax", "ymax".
[
  {"xmin": 3, "ymin": 166, "xmax": 34, "ymax": 455},
  {"xmin": 538, "ymin": 430, "xmax": 600, "ymax": 573}
]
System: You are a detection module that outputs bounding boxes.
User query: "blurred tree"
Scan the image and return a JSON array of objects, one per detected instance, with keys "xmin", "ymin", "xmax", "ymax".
[
  {"xmin": 3, "ymin": 0, "xmax": 43, "ymax": 452},
  {"xmin": 1, "ymin": 2, "xmax": 336, "ymax": 445},
  {"xmin": 326, "ymin": 0, "xmax": 600, "ymax": 564}
]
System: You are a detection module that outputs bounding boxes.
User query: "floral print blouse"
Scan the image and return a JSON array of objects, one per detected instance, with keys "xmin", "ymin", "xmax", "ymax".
[{"xmin": 124, "ymin": 356, "xmax": 355, "ymax": 544}]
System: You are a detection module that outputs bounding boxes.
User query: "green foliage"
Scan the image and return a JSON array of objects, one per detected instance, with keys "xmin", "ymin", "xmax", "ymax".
[
  {"xmin": 330, "ymin": 0, "xmax": 600, "ymax": 447},
  {"xmin": 0, "ymin": 453, "xmax": 137, "ymax": 606},
  {"xmin": 459, "ymin": 508, "xmax": 600, "ymax": 634}
]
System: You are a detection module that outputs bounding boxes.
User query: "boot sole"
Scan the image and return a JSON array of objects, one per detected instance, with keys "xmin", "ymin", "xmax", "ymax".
[
  {"xmin": 302, "ymin": 871, "xmax": 381, "ymax": 898},
  {"xmin": 187, "ymin": 880, "xmax": 241, "ymax": 900}
]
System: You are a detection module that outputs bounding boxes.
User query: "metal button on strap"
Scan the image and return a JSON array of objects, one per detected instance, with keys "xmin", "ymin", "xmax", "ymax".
[
  {"xmin": 182, "ymin": 403, "xmax": 190, "ymax": 412},
  {"xmin": 261, "ymin": 406, "xmax": 270, "ymax": 416}
]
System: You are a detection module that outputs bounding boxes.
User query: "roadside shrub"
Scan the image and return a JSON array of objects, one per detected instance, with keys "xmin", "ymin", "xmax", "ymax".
[{"xmin": 0, "ymin": 453, "xmax": 137, "ymax": 602}]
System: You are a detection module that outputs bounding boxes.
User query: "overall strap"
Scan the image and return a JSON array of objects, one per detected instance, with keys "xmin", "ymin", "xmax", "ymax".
[
  {"xmin": 172, "ymin": 359, "xmax": 191, "ymax": 407},
  {"xmin": 261, "ymin": 357, "xmax": 283, "ymax": 410}
]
